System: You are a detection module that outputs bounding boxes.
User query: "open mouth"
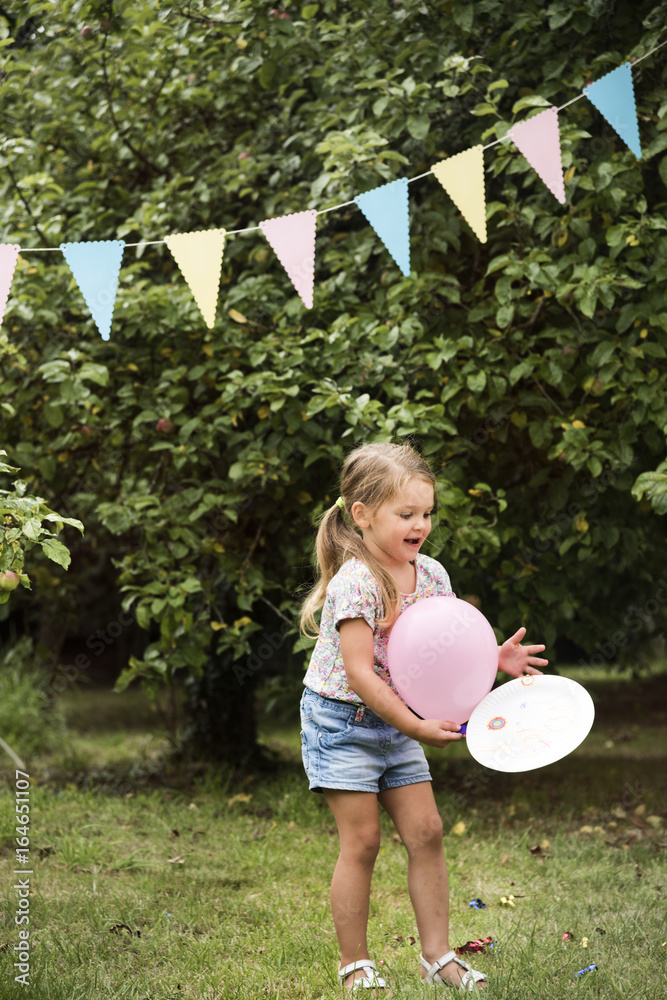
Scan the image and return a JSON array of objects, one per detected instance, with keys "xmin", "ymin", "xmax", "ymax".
[{"xmin": 405, "ymin": 538, "xmax": 421, "ymax": 546}]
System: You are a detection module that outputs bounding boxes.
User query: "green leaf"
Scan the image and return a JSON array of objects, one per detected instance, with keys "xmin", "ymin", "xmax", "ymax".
[
  {"xmin": 496, "ymin": 303, "xmax": 515, "ymax": 328},
  {"xmin": 79, "ymin": 362, "xmax": 109, "ymax": 387},
  {"xmin": 509, "ymin": 361, "xmax": 532, "ymax": 386},
  {"xmin": 529, "ymin": 421, "xmax": 552, "ymax": 449},
  {"xmin": 452, "ymin": 2, "xmax": 474, "ymax": 32},
  {"xmin": 44, "ymin": 403, "xmax": 64, "ymax": 428},
  {"xmin": 470, "ymin": 102, "xmax": 499, "ymax": 117},
  {"xmin": 136, "ymin": 604, "xmax": 151, "ymax": 630},
  {"xmin": 40, "ymin": 537, "xmax": 71, "ymax": 569},
  {"xmin": 41, "ymin": 513, "xmax": 85, "ymax": 533},
  {"xmin": 486, "ymin": 254, "xmax": 513, "ymax": 276},
  {"xmin": 590, "ymin": 341, "xmax": 616, "ymax": 366},
  {"xmin": 466, "ymin": 371, "xmax": 487, "ymax": 393},
  {"xmin": 22, "ymin": 517, "xmax": 42, "ymax": 541},
  {"xmin": 37, "ymin": 359, "xmax": 70, "ymax": 382},
  {"xmin": 548, "ymin": 5, "xmax": 573, "ymax": 30},
  {"xmin": 511, "ymin": 95, "xmax": 552, "ymax": 114},
  {"xmin": 579, "ymin": 289, "xmax": 597, "ymax": 319},
  {"xmin": 407, "ymin": 114, "xmax": 430, "ymax": 141},
  {"xmin": 658, "ymin": 154, "xmax": 667, "ymax": 190},
  {"xmin": 579, "ymin": 237, "xmax": 596, "ymax": 261},
  {"xmin": 259, "ymin": 59, "xmax": 277, "ymax": 89},
  {"xmin": 558, "ymin": 535, "xmax": 578, "ymax": 556},
  {"xmin": 632, "ymin": 467, "xmax": 667, "ymax": 513}
]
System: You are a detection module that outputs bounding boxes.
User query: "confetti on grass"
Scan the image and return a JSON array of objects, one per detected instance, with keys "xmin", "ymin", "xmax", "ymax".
[
  {"xmin": 576, "ymin": 963, "xmax": 598, "ymax": 977},
  {"xmin": 456, "ymin": 937, "xmax": 493, "ymax": 955}
]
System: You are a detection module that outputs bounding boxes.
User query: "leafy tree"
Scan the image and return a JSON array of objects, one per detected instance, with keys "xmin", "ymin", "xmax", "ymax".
[
  {"xmin": 0, "ymin": 450, "xmax": 83, "ymax": 603},
  {"xmin": 0, "ymin": 0, "xmax": 666, "ymax": 762}
]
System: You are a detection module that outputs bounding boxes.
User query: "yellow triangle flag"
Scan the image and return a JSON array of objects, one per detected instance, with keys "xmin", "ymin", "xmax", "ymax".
[
  {"xmin": 431, "ymin": 146, "xmax": 487, "ymax": 243},
  {"xmin": 164, "ymin": 228, "xmax": 226, "ymax": 328}
]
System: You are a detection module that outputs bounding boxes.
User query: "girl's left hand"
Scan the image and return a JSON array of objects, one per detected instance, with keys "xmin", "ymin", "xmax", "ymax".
[{"xmin": 498, "ymin": 626, "xmax": 548, "ymax": 677}]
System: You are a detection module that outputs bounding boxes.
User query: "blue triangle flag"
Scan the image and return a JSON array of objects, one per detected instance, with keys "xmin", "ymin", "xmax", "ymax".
[
  {"xmin": 354, "ymin": 178, "xmax": 410, "ymax": 276},
  {"xmin": 61, "ymin": 239, "xmax": 125, "ymax": 339},
  {"xmin": 583, "ymin": 62, "xmax": 641, "ymax": 158}
]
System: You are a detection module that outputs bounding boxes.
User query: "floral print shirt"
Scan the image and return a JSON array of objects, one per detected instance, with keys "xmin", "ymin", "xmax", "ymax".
[{"xmin": 303, "ymin": 553, "xmax": 455, "ymax": 705}]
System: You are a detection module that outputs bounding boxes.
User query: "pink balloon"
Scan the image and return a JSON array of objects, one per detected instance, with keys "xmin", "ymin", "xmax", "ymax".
[{"xmin": 387, "ymin": 597, "xmax": 498, "ymax": 725}]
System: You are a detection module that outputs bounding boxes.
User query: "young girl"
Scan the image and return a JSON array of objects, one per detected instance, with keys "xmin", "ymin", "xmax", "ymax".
[{"xmin": 300, "ymin": 443, "xmax": 548, "ymax": 992}]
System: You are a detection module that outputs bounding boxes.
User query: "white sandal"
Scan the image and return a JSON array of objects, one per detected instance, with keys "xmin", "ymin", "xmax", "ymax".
[
  {"xmin": 338, "ymin": 959, "xmax": 387, "ymax": 991},
  {"xmin": 420, "ymin": 951, "xmax": 486, "ymax": 991}
]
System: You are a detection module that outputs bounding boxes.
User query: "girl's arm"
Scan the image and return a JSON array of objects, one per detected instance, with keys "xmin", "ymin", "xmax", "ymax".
[
  {"xmin": 498, "ymin": 626, "xmax": 548, "ymax": 676},
  {"xmin": 339, "ymin": 617, "xmax": 463, "ymax": 749}
]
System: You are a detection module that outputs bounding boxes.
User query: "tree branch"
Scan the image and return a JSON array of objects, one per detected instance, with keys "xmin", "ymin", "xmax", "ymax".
[
  {"xmin": 259, "ymin": 594, "xmax": 293, "ymax": 626},
  {"xmin": 99, "ymin": 32, "xmax": 162, "ymax": 178},
  {"xmin": 4, "ymin": 161, "xmax": 49, "ymax": 245}
]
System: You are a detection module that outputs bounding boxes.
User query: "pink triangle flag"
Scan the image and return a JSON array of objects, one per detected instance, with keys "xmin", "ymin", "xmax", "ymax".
[
  {"xmin": 0, "ymin": 244, "xmax": 20, "ymax": 329},
  {"xmin": 509, "ymin": 106, "xmax": 566, "ymax": 204},
  {"xmin": 259, "ymin": 210, "xmax": 317, "ymax": 308}
]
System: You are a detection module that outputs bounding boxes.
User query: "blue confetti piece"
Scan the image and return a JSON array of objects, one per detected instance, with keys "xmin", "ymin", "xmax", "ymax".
[
  {"xmin": 468, "ymin": 898, "xmax": 486, "ymax": 909},
  {"xmin": 575, "ymin": 963, "xmax": 598, "ymax": 977}
]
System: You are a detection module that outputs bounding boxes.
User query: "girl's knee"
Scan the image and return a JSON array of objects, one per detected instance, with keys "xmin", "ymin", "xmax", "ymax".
[
  {"xmin": 402, "ymin": 810, "xmax": 444, "ymax": 853},
  {"xmin": 342, "ymin": 823, "xmax": 381, "ymax": 863}
]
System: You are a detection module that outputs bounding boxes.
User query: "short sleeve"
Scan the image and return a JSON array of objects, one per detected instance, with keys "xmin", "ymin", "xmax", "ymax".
[
  {"xmin": 326, "ymin": 562, "xmax": 379, "ymax": 632},
  {"xmin": 438, "ymin": 565, "xmax": 455, "ymax": 597}
]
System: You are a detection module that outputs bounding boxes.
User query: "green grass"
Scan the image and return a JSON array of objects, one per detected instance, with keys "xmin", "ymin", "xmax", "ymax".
[{"xmin": 0, "ymin": 668, "xmax": 665, "ymax": 999}]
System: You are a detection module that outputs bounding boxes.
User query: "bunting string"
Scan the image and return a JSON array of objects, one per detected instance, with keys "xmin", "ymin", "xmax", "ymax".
[{"xmin": 3, "ymin": 39, "xmax": 666, "ymax": 336}]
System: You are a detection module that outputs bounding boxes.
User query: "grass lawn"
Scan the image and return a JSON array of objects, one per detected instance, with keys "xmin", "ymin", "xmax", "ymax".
[{"xmin": 0, "ymin": 666, "xmax": 665, "ymax": 999}]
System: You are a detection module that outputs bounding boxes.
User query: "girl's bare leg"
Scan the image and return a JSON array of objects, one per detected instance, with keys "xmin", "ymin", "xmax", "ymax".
[
  {"xmin": 324, "ymin": 789, "xmax": 382, "ymax": 988},
  {"xmin": 378, "ymin": 782, "xmax": 485, "ymax": 990}
]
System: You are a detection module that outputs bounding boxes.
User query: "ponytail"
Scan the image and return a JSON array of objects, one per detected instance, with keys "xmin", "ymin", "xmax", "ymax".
[{"xmin": 300, "ymin": 501, "xmax": 370, "ymax": 637}]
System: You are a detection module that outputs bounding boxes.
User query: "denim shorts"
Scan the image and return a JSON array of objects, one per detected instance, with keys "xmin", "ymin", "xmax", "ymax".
[{"xmin": 300, "ymin": 687, "xmax": 432, "ymax": 794}]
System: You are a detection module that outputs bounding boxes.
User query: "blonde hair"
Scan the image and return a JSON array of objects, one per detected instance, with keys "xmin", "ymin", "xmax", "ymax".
[{"xmin": 300, "ymin": 442, "xmax": 436, "ymax": 637}]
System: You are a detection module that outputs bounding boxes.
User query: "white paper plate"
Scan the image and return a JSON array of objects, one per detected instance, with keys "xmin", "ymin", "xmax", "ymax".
[{"xmin": 465, "ymin": 675, "xmax": 595, "ymax": 773}]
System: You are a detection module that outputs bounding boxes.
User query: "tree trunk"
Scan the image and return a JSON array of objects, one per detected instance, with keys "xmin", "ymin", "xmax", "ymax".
[{"xmin": 179, "ymin": 652, "xmax": 261, "ymax": 766}]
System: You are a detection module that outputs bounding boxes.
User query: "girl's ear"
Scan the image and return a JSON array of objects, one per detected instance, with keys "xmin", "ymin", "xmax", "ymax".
[{"xmin": 351, "ymin": 501, "xmax": 370, "ymax": 529}]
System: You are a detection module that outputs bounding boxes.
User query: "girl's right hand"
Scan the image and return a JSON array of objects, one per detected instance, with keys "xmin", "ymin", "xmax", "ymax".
[{"xmin": 414, "ymin": 719, "xmax": 463, "ymax": 748}]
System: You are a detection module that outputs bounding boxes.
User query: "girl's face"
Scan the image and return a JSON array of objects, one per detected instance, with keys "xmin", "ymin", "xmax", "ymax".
[{"xmin": 352, "ymin": 478, "xmax": 435, "ymax": 572}]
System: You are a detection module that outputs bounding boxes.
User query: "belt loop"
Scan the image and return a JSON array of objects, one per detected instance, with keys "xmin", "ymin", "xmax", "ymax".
[{"xmin": 354, "ymin": 705, "xmax": 366, "ymax": 722}]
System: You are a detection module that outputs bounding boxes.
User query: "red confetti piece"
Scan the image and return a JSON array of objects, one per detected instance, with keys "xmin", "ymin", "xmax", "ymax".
[{"xmin": 456, "ymin": 936, "xmax": 493, "ymax": 955}]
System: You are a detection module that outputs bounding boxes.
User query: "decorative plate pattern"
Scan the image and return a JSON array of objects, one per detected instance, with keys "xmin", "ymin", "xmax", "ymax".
[{"xmin": 466, "ymin": 675, "xmax": 595, "ymax": 773}]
